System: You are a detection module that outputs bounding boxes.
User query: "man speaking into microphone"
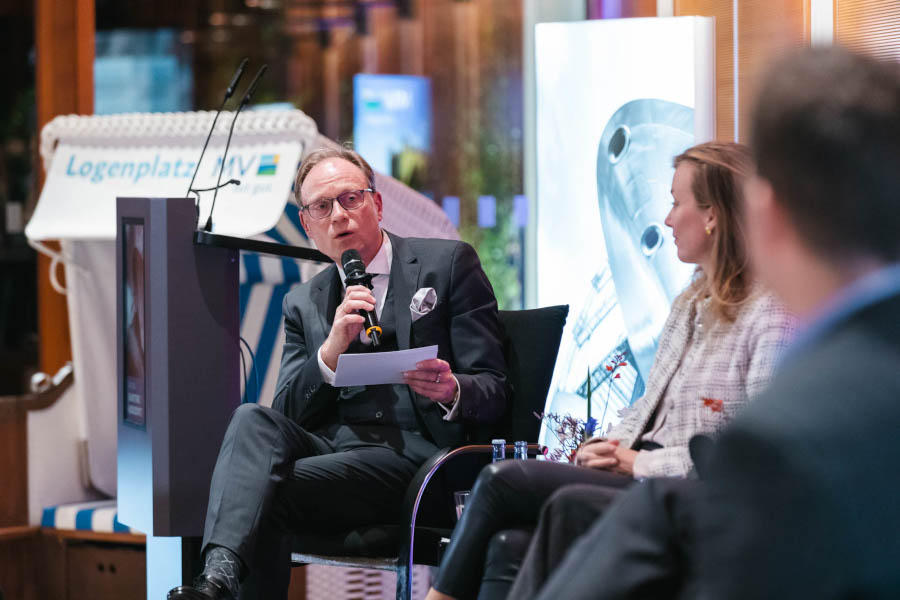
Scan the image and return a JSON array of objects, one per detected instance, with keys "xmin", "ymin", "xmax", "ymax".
[{"xmin": 169, "ymin": 147, "xmax": 509, "ymax": 600}]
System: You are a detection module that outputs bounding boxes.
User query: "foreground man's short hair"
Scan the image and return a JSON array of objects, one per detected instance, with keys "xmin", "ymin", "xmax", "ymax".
[{"xmin": 751, "ymin": 46, "xmax": 900, "ymax": 263}]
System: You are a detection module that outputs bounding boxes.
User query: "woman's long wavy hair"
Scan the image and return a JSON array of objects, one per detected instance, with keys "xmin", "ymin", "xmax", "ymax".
[{"xmin": 674, "ymin": 141, "xmax": 755, "ymax": 322}]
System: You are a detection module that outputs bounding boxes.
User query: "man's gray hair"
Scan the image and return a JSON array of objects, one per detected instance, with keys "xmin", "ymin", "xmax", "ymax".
[{"xmin": 294, "ymin": 144, "xmax": 376, "ymax": 205}]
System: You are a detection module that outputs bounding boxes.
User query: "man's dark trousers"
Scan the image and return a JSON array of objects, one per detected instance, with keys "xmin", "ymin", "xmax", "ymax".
[
  {"xmin": 203, "ymin": 404, "xmax": 434, "ymax": 598},
  {"xmin": 695, "ymin": 291, "xmax": 900, "ymax": 598}
]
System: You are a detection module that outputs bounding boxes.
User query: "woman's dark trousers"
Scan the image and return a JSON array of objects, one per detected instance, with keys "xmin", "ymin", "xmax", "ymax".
[{"xmin": 431, "ymin": 460, "xmax": 632, "ymax": 599}]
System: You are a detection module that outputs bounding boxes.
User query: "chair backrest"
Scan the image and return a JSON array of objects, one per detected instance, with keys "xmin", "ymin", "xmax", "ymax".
[{"xmin": 494, "ymin": 305, "xmax": 569, "ymax": 443}]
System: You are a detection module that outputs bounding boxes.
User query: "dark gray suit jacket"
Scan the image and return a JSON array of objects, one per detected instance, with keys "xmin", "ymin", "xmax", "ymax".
[
  {"xmin": 695, "ymin": 291, "xmax": 900, "ymax": 599},
  {"xmin": 271, "ymin": 231, "xmax": 509, "ymax": 448}
]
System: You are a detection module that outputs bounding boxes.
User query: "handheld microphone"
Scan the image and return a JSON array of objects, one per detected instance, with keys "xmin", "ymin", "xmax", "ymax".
[
  {"xmin": 205, "ymin": 64, "xmax": 268, "ymax": 232},
  {"xmin": 185, "ymin": 57, "xmax": 248, "ymax": 201},
  {"xmin": 341, "ymin": 249, "xmax": 382, "ymax": 347}
]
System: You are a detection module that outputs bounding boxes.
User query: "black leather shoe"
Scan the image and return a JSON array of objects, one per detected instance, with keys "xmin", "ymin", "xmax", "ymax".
[{"xmin": 167, "ymin": 574, "xmax": 236, "ymax": 600}]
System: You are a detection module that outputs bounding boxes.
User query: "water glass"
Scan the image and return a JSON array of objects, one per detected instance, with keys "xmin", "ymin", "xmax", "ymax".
[
  {"xmin": 514, "ymin": 440, "xmax": 528, "ymax": 460},
  {"xmin": 453, "ymin": 490, "xmax": 470, "ymax": 521},
  {"xmin": 492, "ymin": 438, "xmax": 506, "ymax": 462}
]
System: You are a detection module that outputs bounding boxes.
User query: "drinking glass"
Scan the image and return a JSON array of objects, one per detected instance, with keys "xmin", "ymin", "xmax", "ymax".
[{"xmin": 453, "ymin": 491, "xmax": 471, "ymax": 521}]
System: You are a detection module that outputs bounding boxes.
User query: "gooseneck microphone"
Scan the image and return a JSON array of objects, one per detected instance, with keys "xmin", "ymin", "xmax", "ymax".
[
  {"xmin": 204, "ymin": 64, "xmax": 268, "ymax": 232},
  {"xmin": 225, "ymin": 58, "xmax": 250, "ymax": 99},
  {"xmin": 239, "ymin": 64, "xmax": 268, "ymax": 108},
  {"xmin": 341, "ymin": 249, "xmax": 382, "ymax": 347},
  {"xmin": 190, "ymin": 179, "xmax": 241, "ymax": 196},
  {"xmin": 185, "ymin": 57, "xmax": 248, "ymax": 201}
]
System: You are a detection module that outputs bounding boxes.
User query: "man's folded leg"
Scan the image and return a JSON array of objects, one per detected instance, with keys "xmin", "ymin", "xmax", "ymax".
[
  {"xmin": 241, "ymin": 440, "xmax": 426, "ymax": 599},
  {"xmin": 170, "ymin": 403, "xmax": 334, "ymax": 600},
  {"xmin": 202, "ymin": 403, "xmax": 336, "ymax": 561},
  {"xmin": 171, "ymin": 403, "xmax": 429, "ymax": 600}
]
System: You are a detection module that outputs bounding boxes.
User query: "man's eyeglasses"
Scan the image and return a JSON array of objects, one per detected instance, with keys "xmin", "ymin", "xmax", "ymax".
[{"xmin": 299, "ymin": 188, "xmax": 374, "ymax": 220}]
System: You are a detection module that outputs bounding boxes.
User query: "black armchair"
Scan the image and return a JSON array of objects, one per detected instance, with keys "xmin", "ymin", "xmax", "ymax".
[{"xmin": 290, "ymin": 305, "xmax": 569, "ymax": 600}]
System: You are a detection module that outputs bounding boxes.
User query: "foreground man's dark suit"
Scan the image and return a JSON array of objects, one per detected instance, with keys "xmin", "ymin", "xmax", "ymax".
[
  {"xmin": 696, "ymin": 289, "xmax": 900, "ymax": 599},
  {"xmin": 532, "ymin": 290, "xmax": 900, "ymax": 600},
  {"xmin": 202, "ymin": 232, "xmax": 508, "ymax": 598}
]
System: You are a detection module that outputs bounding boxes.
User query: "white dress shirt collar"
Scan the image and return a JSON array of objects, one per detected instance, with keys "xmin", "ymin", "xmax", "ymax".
[{"xmin": 336, "ymin": 231, "xmax": 392, "ymax": 285}]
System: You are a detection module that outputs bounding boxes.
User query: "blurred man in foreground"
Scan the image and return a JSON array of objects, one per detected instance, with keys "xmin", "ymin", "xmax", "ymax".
[{"xmin": 695, "ymin": 44, "xmax": 900, "ymax": 599}]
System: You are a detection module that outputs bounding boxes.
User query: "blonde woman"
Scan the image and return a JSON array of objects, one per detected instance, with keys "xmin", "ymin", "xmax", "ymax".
[{"xmin": 425, "ymin": 142, "xmax": 796, "ymax": 600}]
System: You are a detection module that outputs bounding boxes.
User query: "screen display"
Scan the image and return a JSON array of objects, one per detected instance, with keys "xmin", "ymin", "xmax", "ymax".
[
  {"xmin": 123, "ymin": 220, "xmax": 147, "ymax": 428},
  {"xmin": 353, "ymin": 74, "xmax": 432, "ymax": 190}
]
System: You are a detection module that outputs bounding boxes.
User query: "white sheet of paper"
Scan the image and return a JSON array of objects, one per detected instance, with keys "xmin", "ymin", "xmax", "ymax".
[{"xmin": 332, "ymin": 345, "xmax": 439, "ymax": 387}]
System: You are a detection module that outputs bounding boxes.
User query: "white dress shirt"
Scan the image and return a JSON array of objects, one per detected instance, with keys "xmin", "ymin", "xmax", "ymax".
[{"xmin": 316, "ymin": 232, "xmax": 460, "ymax": 420}]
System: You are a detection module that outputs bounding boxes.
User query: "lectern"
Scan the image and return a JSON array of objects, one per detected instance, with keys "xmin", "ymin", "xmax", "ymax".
[
  {"xmin": 117, "ymin": 196, "xmax": 239, "ymax": 535},
  {"xmin": 117, "ymin": 196, "xmax": 239, "ymax": 598},
  {"xmin": 116, "ymin": 196, "xmax": 329, "ymax": 598}
]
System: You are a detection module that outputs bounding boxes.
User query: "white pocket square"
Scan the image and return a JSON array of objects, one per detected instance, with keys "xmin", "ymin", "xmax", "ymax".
[{"xmin": 410, "ymin": 287, "xmax": 437, "ymax": 322}]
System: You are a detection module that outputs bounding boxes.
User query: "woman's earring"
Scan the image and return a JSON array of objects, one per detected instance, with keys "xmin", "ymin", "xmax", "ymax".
[{"xmin": 705, "ymin": 226, "xmax": 712, "ymax": 236}]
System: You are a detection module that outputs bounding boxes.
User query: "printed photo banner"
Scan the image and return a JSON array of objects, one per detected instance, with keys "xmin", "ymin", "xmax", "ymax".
[{"xmin": 535, "ymin": 17, "xmax": 715, "ymax": 443}]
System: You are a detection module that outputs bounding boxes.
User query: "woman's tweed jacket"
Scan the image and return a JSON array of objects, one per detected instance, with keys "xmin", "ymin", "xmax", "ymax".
[{"xmin": 606, "ymin": 284, "xmax": 796, "ymax": 477}]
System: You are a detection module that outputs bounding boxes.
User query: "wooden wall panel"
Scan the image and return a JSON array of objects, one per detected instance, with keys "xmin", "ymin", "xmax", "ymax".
[
  {"xmin": 836, "ymin": 0, "xmax": 900, "ymax": 61},
  {"xmin": 737, "ymin": 0, "xmax": 809, "ymax": 142},
  {"xmin": 398, "ymin": 11, "xmax": 424, "ymax": 76},
  {"xmin": 322, "ymin": 26, "xmax": 360, "ymax": 141},
  {"xmin": 472, "ymin": 0, "xmax": 524, "ymax": 213},
  {"xmin": 0, "ymin": 413, "xmax": 28, "ymax": 526},
  {"xmin": 339, "ymin": 27, "xmax": 364, "ymax": 143},
  {"xmin": 675, "ymin": 0, "xmax": 735, "ymax": 141},
  {"xmin": 418, "ymin": 0, "xmax": 523, "ymax": 227},
  {"xmin": 288, "ymin": 36, "xmax": 326, "ymax": 132},
  {"xmin": 34, "ymin": 0, "xmax": 94, "ymax": 374},
  {"xmin": 323, "ymin": 38, "xmax": 343, "ymax": 141},
  {"xmin": 675, "ymin": 0, "xmax": 809, "ymax": 142},
  {"xmin": 368, "ymin": 5, "xmax": 402, "ymax": 74},
  {"xmin": 5, "ymin": 0, "xmax": 94, "ymax": 540},
  {"xmin": 420, "ymin": 0, "xmax": 477, "ymax": 218}
]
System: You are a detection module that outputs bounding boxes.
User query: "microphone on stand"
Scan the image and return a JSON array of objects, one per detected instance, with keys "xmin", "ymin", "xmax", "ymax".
[
  {"xmin": 204, "ymin": 64, "xmax": 268, "ymax": 233},
  {"xmin": 341, "ymin": 249, "xmax": 382, "ymax": 347},
  {"xmin": 239, "ymin": 64, "xmax": 268, "ymax": 107},
  {"xmin": 185, "ymin": 57, "xmax": 249, "ymax": 202}
]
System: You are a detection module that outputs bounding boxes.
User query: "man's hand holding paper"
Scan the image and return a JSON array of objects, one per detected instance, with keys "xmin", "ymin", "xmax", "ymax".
[{"xmin": 403, "ymin": 358, "xmax": 458, "ymax": 405}]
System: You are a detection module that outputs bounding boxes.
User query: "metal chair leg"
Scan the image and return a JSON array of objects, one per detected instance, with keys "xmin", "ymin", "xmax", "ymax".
[{"xmin": 395, "ymin": 564, "xmax": 410, "ymax": 600}]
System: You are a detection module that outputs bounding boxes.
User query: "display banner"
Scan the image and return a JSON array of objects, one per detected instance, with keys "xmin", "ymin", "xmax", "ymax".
[
  {"xmin": 353, "ymin": 74, "xmax": 431, "ymax": 185},
  {"xmin": 27, "ymin": 140, "xmax": 302, "ymax": 240},
  {"xmin": 535, "ymin": 17, "xmax": 715, "ymax": 442}
]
